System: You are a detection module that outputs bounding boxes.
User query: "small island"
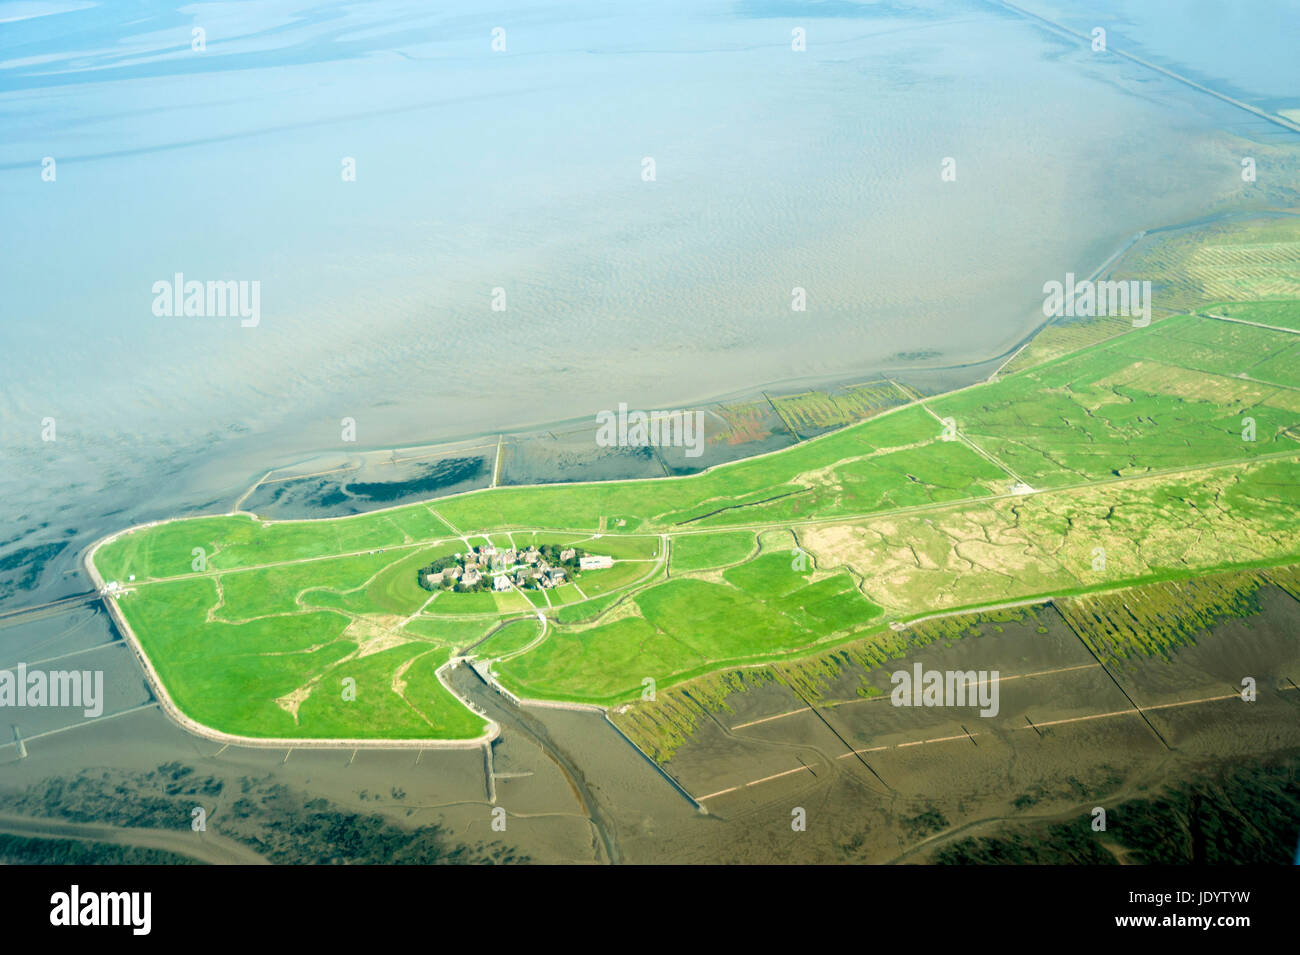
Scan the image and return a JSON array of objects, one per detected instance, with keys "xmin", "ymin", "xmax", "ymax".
[{"xmin": 417, "ymin": 542, "xmax": 613, "ymax": 594}]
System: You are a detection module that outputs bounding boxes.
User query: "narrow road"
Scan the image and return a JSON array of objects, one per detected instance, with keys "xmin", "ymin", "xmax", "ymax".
[{"xmin": 1200, "ymin": 310, "xmax": 1300, "ymax": 337}]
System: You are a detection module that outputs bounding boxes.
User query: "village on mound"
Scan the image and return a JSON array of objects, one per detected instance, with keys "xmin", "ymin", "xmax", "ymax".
[{"xmin": 417, "ymin": 542, "xmax": 613, "ymax": 594}]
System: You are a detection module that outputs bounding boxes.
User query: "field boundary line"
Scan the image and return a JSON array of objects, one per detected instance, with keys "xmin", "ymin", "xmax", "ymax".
[{"xmin": 1201, "ymin": 310, "xmax": 1300, "ymax": 337}]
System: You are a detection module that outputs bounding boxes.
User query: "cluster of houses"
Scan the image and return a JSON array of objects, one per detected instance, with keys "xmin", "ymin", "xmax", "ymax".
[{"xmin": 421, "ymin": 542, "xmax": 614, "ymax": 594}]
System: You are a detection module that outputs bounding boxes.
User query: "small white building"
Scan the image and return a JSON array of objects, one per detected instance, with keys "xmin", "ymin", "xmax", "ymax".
[
  {"xmin": 492, "ymin": 575, "xmax": 511, "ymax": 591},
  {"xmin": 579, "ymin": 555, "xmax": 613, "ymax": 571}
]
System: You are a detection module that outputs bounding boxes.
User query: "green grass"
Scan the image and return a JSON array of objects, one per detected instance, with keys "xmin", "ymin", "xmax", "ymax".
[
  {"xmin": 1248, "ymin": 342, "xmax": 1300, "ymax": 390},
  {"xmin": 214, "ymin": 552, "xmax": 397, "ymax": 620},
  {"xmin": 1110, "ymin": 314, "xmax": 1297, "ymax": 384},
  {"xmin": 497, "ymin": 559, "xmax": 882, "ymax": 704},
  {"xmin": 115, "ymin": 573, "xmax": 487, "ymax": 739},
  {"xmin": 497, "ymin": 617, "xmax": 694, "ymax": 703},
  {"xmin": 401, "ymin": 615, "xmax": 497, "ymax": 646},
  {"xmin": 95, "ymin": 402, "xmax": 985, "ymax": 588},
  {"xmin": 117, "ymin": 578, "xmax": 354, "ymax": 736},
  {"xmin": 421, "ymin": 590, "xmax": 501, "ymax": 615},
  {"xmin": 474, "ymin": 618, "xmax": 543, "ymax": 658},
  {"xmin": 721, "ymin": 553, "xmax": 883, "ymax": 632},
  {"xmin": 96, "ymin": 510, "xmax": 442, "ymax": 583},
  {"xmin": 359, "ymin": 542, "xmax": 461, "ymax": 614},
  {"xmin": 550, "ymin": 533, "xmax": 661, "ymax": 560},
  {"xmin": 292, "ymin": 645, "xmax": 482, "ymax": 739},
  {"xmin": 669, "ymin": 531, "xmax": 757, "ymax": 572},
  {"xmin": 1210, "ymin": 299, "xmax": 1300, "ymax": 332},
  {"xmin": 573, "ymin": 559, "xmax": 660, "ymax": 597},
  {"xmin": 999, "ymin": 315, "xmax": 1137, "ymax": 376},
  {"xmin": 396, "ymin": 648, "xmax": 489, "ymax": 738},
  {"xmin": 553, "ymin": 590, "xmax": 625, "ymax": 624},
  {"xmin": 93, "ymin": 294, "xmax": 1300, "ymax": 739},
  {"xmin": 930, "ymin": 314, "xmax": 1300, "ymax": 488}
]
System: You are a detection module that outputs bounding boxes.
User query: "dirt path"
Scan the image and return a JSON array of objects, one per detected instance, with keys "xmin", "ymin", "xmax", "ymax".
[{"xmin": 0, "ymin": 812, "xmax": 270, "ymax": 865}]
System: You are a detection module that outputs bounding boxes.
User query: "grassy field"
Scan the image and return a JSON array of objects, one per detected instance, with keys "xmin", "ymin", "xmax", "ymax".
[
  {"xmin": 93, "ymin": 250, "xmax": 1300, "ymax": 741},
  {"xmin": 473, "ymin": 618, "xmax": 543, "ymax": 659},
  {"xmin": 930, "ymin": 314, "xmax": 1300, "ymax": 489},
  {"xmin": 1111, "ymin": 216, "xmax": 1300, "ymax": 314},
  {"xmin": 1209, "ymin": 299, "xmax": 1300, "ymax": 332},
  {"xmin": 998, "ymin": 315, "xmax": 1137, "ymax": 376},
  {"xmin": 114, "ymin": 572, "xmax": 488, "ymax": 740},
  {"xmin": 494, "ymin": 557, "xmax": 884, "ymax": 705},
  {"xmin": 668, "ymin": 531, "xmax": 757, "ymax": 572},
  {"xmin": 801, "ymin": 457, "xmax": 1300, "ymax": 616}
]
